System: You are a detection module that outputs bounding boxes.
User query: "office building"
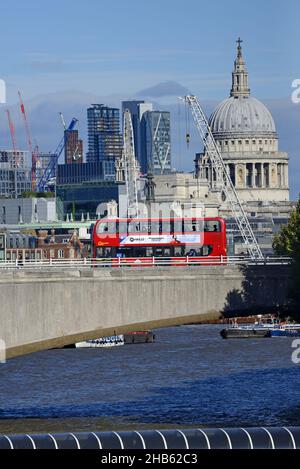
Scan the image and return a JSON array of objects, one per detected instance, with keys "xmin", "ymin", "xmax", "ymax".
[
  {"xmin": 64, "ymin": 129, "xmax": 83, "ymax": 164},
  {"xmin": 86, "ymin": 104, "xmax": 122, "ymax": 180},
  {"xmin": 122, "ymin": 100, "xmax": 153, "ymax": 174},
  {"xmin": 56, "ymin": 180, "xmax": 127, "ymax": 221},
  {"xmin": 0, "ymin": 150, "xmax": 31, "ymax": 198},
  {"xmin": 57, "ymin": 162, "xmax": 106, "ymax": 185},
  {"xmin": 143, "ymin": 110, "xmax": 172, "ymax": 175}
]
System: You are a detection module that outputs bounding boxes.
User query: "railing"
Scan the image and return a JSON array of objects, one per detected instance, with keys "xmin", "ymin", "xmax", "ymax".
[
  {"xmin": 0, "ymin": 427, "xmax": 299, "ymax": 449},
  {"xmin": 0, "ymin": 256, "xmax": 291, "ymax": 270}
]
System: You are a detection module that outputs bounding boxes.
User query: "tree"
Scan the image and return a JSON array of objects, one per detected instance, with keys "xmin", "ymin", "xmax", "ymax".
[{"xmin": 273, "ymin": 197, "xmax": 300, "ymax": 316}]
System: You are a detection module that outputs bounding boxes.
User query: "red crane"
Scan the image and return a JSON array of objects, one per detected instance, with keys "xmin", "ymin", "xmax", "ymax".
[
  {"xmin": 6, "ymin": 109, "xmax": 17, "ymax": 152},
  {"xmin": 6, "ymin": 109, "xmax": 20, "ymax": 167},
  {"xmin": 18, "ymin": 91, "xmax": 39, "ymax": 191}
]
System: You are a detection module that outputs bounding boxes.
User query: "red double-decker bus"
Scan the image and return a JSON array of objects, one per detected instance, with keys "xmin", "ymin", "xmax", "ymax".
[{"xmin": 92, "ymin": 217, "xmax": 227, "ymax": 265}]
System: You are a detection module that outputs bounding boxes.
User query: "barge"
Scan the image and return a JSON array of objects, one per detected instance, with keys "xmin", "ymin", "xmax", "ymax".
[{"xmin": 220, "ymin": 327, "xmax": 271, "ymax": 339}]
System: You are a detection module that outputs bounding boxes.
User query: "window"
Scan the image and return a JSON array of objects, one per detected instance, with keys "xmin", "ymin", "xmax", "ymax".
[
  {"xmin": 108, "ymin": 222, "xmax": 116, "ymax": 234},
  {"xmin": 140, "ymin": 221, "xmax": 151, "ymax": 233},
  {"xmin": 97, "ymin": 247, "xmax": 104, "ymax": 258},
  {"xmin": 162, "ymin": 220, "xmax": 171, "ymax": 233},
  {"xmin": 103, "ymin": 247, "xmax": 113, "ymax": 258},
  {"xmin": 150, "ymin": 221, "xmax": 160, "ymax": 234},
  {"xmin": 202, "ymin": 245, "xmax": 213, "ymax": 256},
  {"xmin": 204, "ymin": 221, "xmax": 221, "ymax": 232},
  {"xmin": 118, "ymin": 222, "xmax": 127, "ymax": 234},
  {"xmin": 97, "ymin": 222, "xmax": 109, "ymax": 234},
  {"xmin": 146, "ymin": 247, "xmax": 154, "ymax": 257},
  {"xmin": 128, "ymin": 220, "xmax": 142, "ymax": 233},
  {"xmin": 174, "ymin": 220, "xmax": 183, "ymax": 233},
  {"xmin": 97, "ymin": 221, "xmax": 116, "ymax": 234},
  {"xmin": 183, "ymin": 219, "xmax": 203, "ymax": 233},
  {"xmin": 174, "ymin": 246, "xmax": 184, "ymax": 257},
  {"xmin": 58, "ymin": 249, "xmax": 64, "ymax": 259},
  {"xmin": 184, "ymin": 245, "xmax": 213, "ymax": 256}
]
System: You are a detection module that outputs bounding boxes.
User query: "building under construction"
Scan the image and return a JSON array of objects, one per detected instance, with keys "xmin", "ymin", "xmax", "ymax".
[{"xmin": 0, "ymin": 150, "xmax": 31, "ymax": 198}]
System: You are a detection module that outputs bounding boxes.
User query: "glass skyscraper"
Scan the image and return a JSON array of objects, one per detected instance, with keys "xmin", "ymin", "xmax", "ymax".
[
  {"xmin": 143, "ymin": 111, "xmax": 172, "ymax": 175},
  {"xmin": 87, "ymin": 104, "xmax": 122, "ymax": 180},
  {"xmin": 122, "ymin": 100, "xmax": 153, "ymax": 174}
]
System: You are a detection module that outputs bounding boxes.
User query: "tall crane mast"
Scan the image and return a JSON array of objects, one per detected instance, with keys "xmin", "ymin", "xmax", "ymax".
[
  {"xmin": 123, "ymin": 109, "xmax": 139, "ymax": 218},
  {"xmin": 6, "ymin": 109, "xmax": 18, "ymax": 162},
  {"xmin": 181, "ymin": 95, "xmax": 263, "ymax": 260},
  {"xmin": 37, "ymin": 118, "xmax": 78, "ymax": 192},
  {"xmin": 18, "ymin": 91, "xmax": 39, "ymax": 191},
  {"xmin": 6, "ymin": 109, "xmax": 19, "ymax": 198}
]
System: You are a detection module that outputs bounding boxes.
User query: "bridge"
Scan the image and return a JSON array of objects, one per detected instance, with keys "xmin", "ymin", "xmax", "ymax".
[{"xmin": 0, "ymin": 259, "xmax": 291, "ymax": 359}]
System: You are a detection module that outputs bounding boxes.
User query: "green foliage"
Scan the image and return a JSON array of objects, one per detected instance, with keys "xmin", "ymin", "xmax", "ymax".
[
  {"xmin": 273, "ymin": 199, "xmax": 300, "ymax": 255},
  {"xmin": 273, "ymin": 197, "xmax": 300, "ymax": 315}
]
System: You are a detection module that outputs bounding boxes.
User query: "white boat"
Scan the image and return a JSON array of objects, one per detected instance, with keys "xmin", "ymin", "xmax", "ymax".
[{"xmin": 76, "ymin": 335, "xmax": 125, "ymax": 348}]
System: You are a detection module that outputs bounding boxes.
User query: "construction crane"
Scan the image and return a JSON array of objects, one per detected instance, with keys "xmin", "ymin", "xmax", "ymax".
[
  {"xmin": 18, "ymin": 91, "xmax": 39, "ymax": 191},
  {"xmin": 181, "ymin": 95, "xmax": 263, "ymax": 260},
  {"xmin": 6, "ymin": 109, "xmax": 20, "ymax": 199},
  {"xmin": 6, "ymin": 109, "xmax": 17, "ymax": 153},
  {"xmin": 59, "ymin": 112, "xmax": 67, "ymax": 130},
  {"xmin": 37, "ymin": 118, "xmax": 78, "ymax": 192},
  {"xmin": 123, "ymin": 109, "xmax": 139, "ymax": 218}
]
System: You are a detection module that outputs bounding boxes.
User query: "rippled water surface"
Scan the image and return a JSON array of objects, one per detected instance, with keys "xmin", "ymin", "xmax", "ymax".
[{"xmin": 0, "ymin": 325, "xmax": 300, "ymax": 433}]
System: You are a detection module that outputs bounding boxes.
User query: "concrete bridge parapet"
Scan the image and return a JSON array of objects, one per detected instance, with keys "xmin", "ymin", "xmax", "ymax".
[{"xmin": 0, "ymin": 265, "xmax": 291, "ymax": 358}]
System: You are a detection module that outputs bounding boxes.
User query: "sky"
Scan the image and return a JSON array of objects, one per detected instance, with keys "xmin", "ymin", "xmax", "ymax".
[
  {"xmin": 0, "ymin": 0, "xmax": 299, "ymax": 100},
  {"xmin": 0, "ymin": 0, "xmax": 300, "ymax": 196}
]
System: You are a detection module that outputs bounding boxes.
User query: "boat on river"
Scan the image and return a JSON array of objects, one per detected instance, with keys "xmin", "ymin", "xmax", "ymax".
[
  {"xmin": 220, "ymin": 326, "xmax": 271, "ymax": 339},
  {"xmin": 75, "ymin": 331, "xmax": 155, "ymax": 348},
  {"xmin": 221, "ymin": 319, "xmax": 300, "ymax": 339}
]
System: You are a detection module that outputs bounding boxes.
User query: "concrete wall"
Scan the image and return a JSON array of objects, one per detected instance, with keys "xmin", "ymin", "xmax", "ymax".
[{"xmin": 0, "ymin": 265, "xmax": 291, "ymax": 359}]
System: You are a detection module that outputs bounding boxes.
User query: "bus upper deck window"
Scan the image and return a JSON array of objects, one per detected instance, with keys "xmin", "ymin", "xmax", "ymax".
[
  {"xmin": 204, "ymin": 221, "xmax": 221, "ymax": 232},
  {"xmin": 151, "ymin": 221, "xmax": 159, "ymax": 233},
  {"xmin": 118, "ymin": 222, "xmax": 127, "ymax": 234},
  {"xmin": 108, "ymin": 222, "xmax": 116, "ymax": 234},
  {"xmin": 140, "ymin": 221, "xmax": 151, "ymax": 233},
  {"xmin": 97, "ymin": 222, "xmax": 108, "ymax": 234},
  {"xmin": 162, "ymin": 220, "xmax": 170, "ymax": 233},
  {"xmin": 128, "ymin": 221, "xmax": 141, "ymax": 233},
  {"xmin": 173, "ymin": 220, "xmax": 182, "ymax": 233},
  {"xmin": 183, "ymin": 221, "xmax": 193, "ymax": 232}
]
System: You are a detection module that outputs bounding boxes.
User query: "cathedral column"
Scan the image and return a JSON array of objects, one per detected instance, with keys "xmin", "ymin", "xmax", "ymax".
[
  {"xmin": 261, "ymin": 163, "xmax": 264, "ymax": 187},
  {"xmin": 285, "ymin": 164, "xmax": 289, "ymax": 188},
  {"xmin": 234, "ymin": 164, "xmax": 238, "ymax": 187},
  {"xmin": 252, "ymin": 163, "xmax": 256, "ymax": 187}
]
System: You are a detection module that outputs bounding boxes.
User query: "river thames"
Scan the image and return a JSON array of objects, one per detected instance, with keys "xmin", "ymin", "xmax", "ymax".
[{"xmin": 0, "ymin": 325, "xmax": 300, "ymax": 434}]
